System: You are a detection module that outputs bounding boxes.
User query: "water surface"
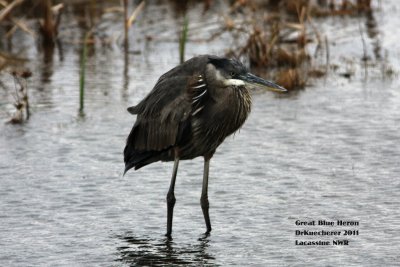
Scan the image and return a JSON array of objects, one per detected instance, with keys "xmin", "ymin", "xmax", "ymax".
[{"xmin": 1, "ymin": 1, "xmax": 400, "ymax": 266}]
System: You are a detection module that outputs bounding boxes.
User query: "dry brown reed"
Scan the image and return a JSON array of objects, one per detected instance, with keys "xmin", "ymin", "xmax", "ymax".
[
  {"xmin": 224, "ymin": 0, "xmax": 377, "ymax": 90},
  {"xmin": 39, "ymin": 0, "xmax": 63, "ymax": 44}
]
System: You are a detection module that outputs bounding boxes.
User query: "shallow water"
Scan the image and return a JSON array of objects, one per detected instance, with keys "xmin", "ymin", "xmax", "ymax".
[{"xmin": 1, "ymin": 1, "xmax": 400, "ymax": 266}]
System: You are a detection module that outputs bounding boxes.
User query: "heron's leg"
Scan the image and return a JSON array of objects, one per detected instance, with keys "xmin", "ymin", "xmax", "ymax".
[
  {"xmin": 200, "ymin": 157, "xmax": 212, "ymax": 234},
  {"xmin": 166, "ymin": 157, "xmax": 179, "ymax": 238}
]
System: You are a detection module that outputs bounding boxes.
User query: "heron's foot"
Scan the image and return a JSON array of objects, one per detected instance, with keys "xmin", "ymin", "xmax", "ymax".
[
  {"xmin": 199, "ymin": 231, "xmax": 211, "ymax": 240},
  {"xmin": 165, "ymin": 233, "xmax": 173, "ymax": 240}
]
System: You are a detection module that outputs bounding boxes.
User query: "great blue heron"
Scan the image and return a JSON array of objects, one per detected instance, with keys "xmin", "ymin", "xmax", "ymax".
[{"xmin": 124, "ymin": 55, "xmax": 286, "ymax": 237}]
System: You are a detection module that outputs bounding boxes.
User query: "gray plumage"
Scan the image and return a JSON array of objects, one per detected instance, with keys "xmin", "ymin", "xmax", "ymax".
[
  {"xmin": 123, "ymin": 55, "xmax": 285, "ymax": 237},
  {"xmin": 124, "ymin": 55, "xmax": 251, "ymax": 170}
]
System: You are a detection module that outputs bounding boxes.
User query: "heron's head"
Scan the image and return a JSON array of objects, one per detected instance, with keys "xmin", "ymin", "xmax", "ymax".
[{"xmin": 207, "ymin": 56, "xmax": 286, "ymax": 92}]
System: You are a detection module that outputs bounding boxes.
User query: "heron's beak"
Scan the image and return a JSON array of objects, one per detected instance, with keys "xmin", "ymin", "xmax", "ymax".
[{"xmin": 241, "ymin": 73, "xmax": 286, "ymax": 92}]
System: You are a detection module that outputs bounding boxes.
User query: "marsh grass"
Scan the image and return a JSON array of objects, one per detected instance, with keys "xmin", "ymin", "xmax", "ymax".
[
  {"xmin": 79, "ymin": 32, "xmax": 89, "ymax": 114},
  {"xmin": 0, "ymin": 0, "xmax": 391, "ymax": 92}
]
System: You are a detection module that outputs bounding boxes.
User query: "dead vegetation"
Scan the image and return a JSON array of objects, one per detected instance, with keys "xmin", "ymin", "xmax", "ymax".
[
  {"xmin": 220, "ymin": 0, "xmax": 383, "ymax": 90},
  {"xmin": 0, "ymin": 0, "xmax": 392, "ymax": 93},
  {"xmin": 38, "ymin": 0, "xmax": 63, "ymax": 45},
  {"xmin": 225, "ymin": 1, "xmax": 314, "ymax": 90},
  {"xmin": 7, "ymin": 69, "xmax": 31, "ymax": 124}
]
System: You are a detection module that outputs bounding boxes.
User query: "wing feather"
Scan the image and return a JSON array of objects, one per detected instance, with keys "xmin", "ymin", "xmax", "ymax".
[
  {"xmin": 127, "ymin": 76, "xmax": 201, "ymax": 152},
  {"xmin": 124, "ymin": 56, "xmax": 213, "ymax": 171}
]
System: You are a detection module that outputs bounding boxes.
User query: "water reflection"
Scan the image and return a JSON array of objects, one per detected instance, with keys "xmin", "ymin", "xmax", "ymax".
[
  {"xmin": 364, "ymin": 9, "xmax": 381, "ymax": 60},
  {"xmin": 40, "ymin": 41, "xmax": 55, "ymax": 83},
  {"xmin": 123, "ymin": 42, "xmax": 130, "ymax": 94},
  {"xmin": 115, "ymin": 232, "xmax": 217, "ymax": 266}
]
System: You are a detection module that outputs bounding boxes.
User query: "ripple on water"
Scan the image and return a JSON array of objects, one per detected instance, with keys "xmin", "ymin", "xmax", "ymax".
[{"xmin": 1, "ymin": 1, "xmax": 400, "ymax": 266}]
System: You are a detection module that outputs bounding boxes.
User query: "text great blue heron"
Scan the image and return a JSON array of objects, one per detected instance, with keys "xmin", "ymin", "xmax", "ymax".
[{"xmin": 124, "ymin": 55, "xmax": 286, "ymax": 237}]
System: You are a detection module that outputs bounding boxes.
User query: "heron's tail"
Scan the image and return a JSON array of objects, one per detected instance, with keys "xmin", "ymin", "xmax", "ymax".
[
  {"xmin": 123, "ymin": 147, "xmax": 158, "ymax": 174},
  {"xmin": 123, "ymin": 119, "xmax": 170, "ymax": 174}
]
